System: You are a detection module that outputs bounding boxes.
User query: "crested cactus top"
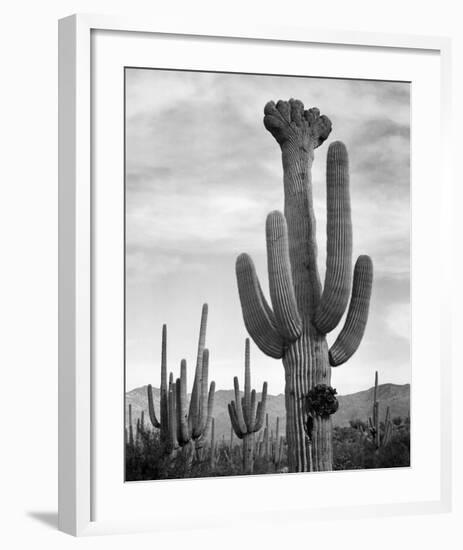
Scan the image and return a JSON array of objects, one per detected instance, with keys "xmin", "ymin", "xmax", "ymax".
[{"xmin": 263, "ymin": 98, "xmax": 332, "ymax": 152}]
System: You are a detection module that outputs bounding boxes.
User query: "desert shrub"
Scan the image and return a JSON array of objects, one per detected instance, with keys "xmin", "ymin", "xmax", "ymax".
[
  {"xmin": 349, "ymin": 418, "xmax": 368, "ymax": 431},
  {"xmin": 375, "ymin": 427, "xmax": 410, "ymax": 468},
  {"xmin": 126, "ymin": 423, "xmax": 408, "ymax": 479},
  {"xmin": 125, "ymin": 431, "xmax": 285, "ymax": 480},
  {"xmin": 125, "ymin": 428, "xmax": 172, "ymax": 481},
  {"xmin": 333, "ymin": 423, "xmax": 410, "ymax": 471}
]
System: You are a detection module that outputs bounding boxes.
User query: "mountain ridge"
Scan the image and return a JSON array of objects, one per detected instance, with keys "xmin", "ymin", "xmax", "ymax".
[{"xmin": 126, "ymin": 383, "xmax": 410, "ymax": 442}]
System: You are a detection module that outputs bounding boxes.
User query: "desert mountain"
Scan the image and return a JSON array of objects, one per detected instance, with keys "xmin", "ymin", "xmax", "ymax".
[{"xmin": 126, "ymin": 383, "xmax": 410, "ymax": 442}]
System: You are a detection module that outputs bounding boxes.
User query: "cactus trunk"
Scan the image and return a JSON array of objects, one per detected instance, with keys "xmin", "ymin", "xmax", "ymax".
[
  {"xmin": 283, "ymin": 328, "xmax": 333, "ymax": 471},
  {"xmin": 279, "ymin": 141, "xmax": 334, "ymax": 472},
  {"xmin": 242, "ymin": 432, "xmax": 254, "ymax": 474}
]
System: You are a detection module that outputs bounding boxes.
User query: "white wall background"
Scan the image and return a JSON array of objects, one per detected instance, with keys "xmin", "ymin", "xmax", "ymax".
[{"xmin": 0, "ymin": 0, "xmax": 460, "ymax": 547}]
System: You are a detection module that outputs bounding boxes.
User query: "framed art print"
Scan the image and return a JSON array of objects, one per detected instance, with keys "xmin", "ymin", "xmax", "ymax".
[{"xmin": 58, "ymin": 14, "xmax": 452, "ymax": 536}]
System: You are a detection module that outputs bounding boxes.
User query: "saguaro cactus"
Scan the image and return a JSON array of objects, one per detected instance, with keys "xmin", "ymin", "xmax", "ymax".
[
  {"xmin": 147, "ymin": 304, "xmax": 215, "ymax": 457},
  {"xmin": 276, "ymin": 436, "xmax": 285, "ymax": 470},
  {"xmin": 228, "ymin": 338, "xmax": 268, "ymax": 474},
  {"xmin": 264, "ymin": 414, "xmax": 270, "ymax": 460},
  {"xmin": 147, "ymin": 324, "xmax": 178, "ymax": 453},
  {"xmin": 175, "ymin": 304, "xmax": 216, "ymax": 455},
  {"xmin": 236, "ymin": 99, "xmax": 373, "ymax": 472},
  {"xmin": 368, "ymin": 371, "xmax": 392, "ymax": 448},
  {"xmin": 128, "ymin": 403, "xmax": 134, "ymax": 447},
  {"xmin": 272, "ymin": 417, "xmax": 280, "ymax": 467},
  {"xmin": 209, "ymin": 418, "xmax": 216, "ymax": 468}
]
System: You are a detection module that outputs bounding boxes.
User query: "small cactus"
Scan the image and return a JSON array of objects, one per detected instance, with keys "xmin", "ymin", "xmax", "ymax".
[
  {"xmin": 367, "ymin": 371, "xmax": 393, "ymax": 449},
  {"xmin": 228, "ymin": 339, "xmax": 268, "ymax": 474}
]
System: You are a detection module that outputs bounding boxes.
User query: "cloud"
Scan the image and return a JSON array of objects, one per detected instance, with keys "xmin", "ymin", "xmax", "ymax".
[
  {"xmin": 385, "ymin": 302, "xmax": 411, "ymax": 341},
  {"xmin": 124, "ymin": 68, "xmax": 411, "ymax": 393}
]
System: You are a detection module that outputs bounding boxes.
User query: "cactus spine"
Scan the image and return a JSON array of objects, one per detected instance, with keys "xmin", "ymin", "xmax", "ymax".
[
  {"xmin": 228, "ymin": 338, "xmax": 268, "ymax": 474},
  {"xmin": 236, "ymin": 99, "xmax": 373, "ymax": 472}
]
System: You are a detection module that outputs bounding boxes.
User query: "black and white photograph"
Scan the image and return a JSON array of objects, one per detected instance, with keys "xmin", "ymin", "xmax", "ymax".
[{"xmin": 124, "ymin": 68, "xmax": 411, "ymax": 480}]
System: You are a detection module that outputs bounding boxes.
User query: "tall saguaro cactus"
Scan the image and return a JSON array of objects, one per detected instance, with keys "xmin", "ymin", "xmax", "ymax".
[
  {"xmin": 147, "ymin": 324, "xmax": 178, "ymax": 454},
  {"xmin": 175, "ymin": 304, "xmax": 216, "ymax": 455},
  {"xmin": 147, "ymin": 304, "xmax": 215, "ymax": 457},
  {"xmin": 228, "ymin": 338, "xmax": 268, "ymax": 474},
  {"xmin": 147, "ymin": 325, "xmax": 169, "ymax": 438},
  {"xmin": 236, "ymin": 99, "xmax": 373, "ymax": 472}
]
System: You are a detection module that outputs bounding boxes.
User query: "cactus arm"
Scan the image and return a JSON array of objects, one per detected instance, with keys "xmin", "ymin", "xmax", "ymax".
[
  {"xmin": 248, "ymin": 389, "xmax": 257, "ymax": 431},
  {"xmin": 197, "ymin": 348, "xmax": 209, "ymax": 436},
  {"xmin": 228, "ymin": 402, "xmax": 244, "ymax": 439},
  {"xmin": 278, "ymin": 436, "xmax": 284, "ymax": 466},
  {"xmin": 176, "ymin": 359, "xmax": 190, "ymax": 445},
  {"xmin": 233, "ymin": 376, "xmax": 248, "ymax": 434},
  {"xmin": 175, "ymin": 377, "xmax": 182, "ymax": 444},
  {"xmin": 243, "ymin": 339, "xmax": 251, "ymax": 428},
  {"xmin": 384, "ymin": 405, "xmax": 390, "ymax": 425},
  {"xmin": 254, "ymin": 382, "xmax": 268, "ymax": 431},
  {"xmin": 128, "ymin": 403, "xmax": 134, "ymax": 446},
  {"xmin": 328, "ymin": 255, "xmax": 373, "ymax": 366},
  {"xmin": 236, "ymin": 253, "xmax": 284, "ymax": 359},
  {"xmin": 168, "ymin": 371, "xmax": 177, "ymax": 449},
  {"xmin": 168, "ymin": 380, "xmax": 178, "ymax": 450},
  {"xmin": 209, "ymin": 418, "xmax": 216, "ymax": 467},
  {"xmin": 264, "ymin": 414, "xmax": 270, "ymax": 459},
  {"xmin": 266, "ymin": 211, "xmax": 302, "ymax": 341},
  {"xmin": 189, "ymin": 304, "xmax": 208, "ymax": 433},
  {"xmin": 201, "ymin": 381, "xmax": 215, "ymax": 440},
  {"xmin": 256, "ymin": 278, "xmax": 278, "ymax": 326},
  {"xmin": 374, "ymin": 402, "xmax": 380, "ymax": 447},
  {"xmin": 383, "ymin": 405, "xmax": 391, "ymax": 445},
  {"xmin": 314, "ymin": 142, "xmax": 353, "ymax": 334},
  {"xmin": 147, "ymin": 384, "xmax": 161, "ymax": 429},
  {"xmin": 241, "ymin": 397, "xmax": 249, "ymax": 429},
  {"xmin": 160, "ymin": 324, "xmax": 169, "ymax": 440}
]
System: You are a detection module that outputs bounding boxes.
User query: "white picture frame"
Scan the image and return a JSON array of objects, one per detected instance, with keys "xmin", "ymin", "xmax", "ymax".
[{"xmin": 58, "ymin": 13, "xmax": 452, "ymax": 536}]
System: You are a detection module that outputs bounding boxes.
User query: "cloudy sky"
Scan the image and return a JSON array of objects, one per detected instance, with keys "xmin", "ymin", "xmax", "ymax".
[{"xmin": 125, "ymin": 68, "xmax": 410, "ymax": 396}]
